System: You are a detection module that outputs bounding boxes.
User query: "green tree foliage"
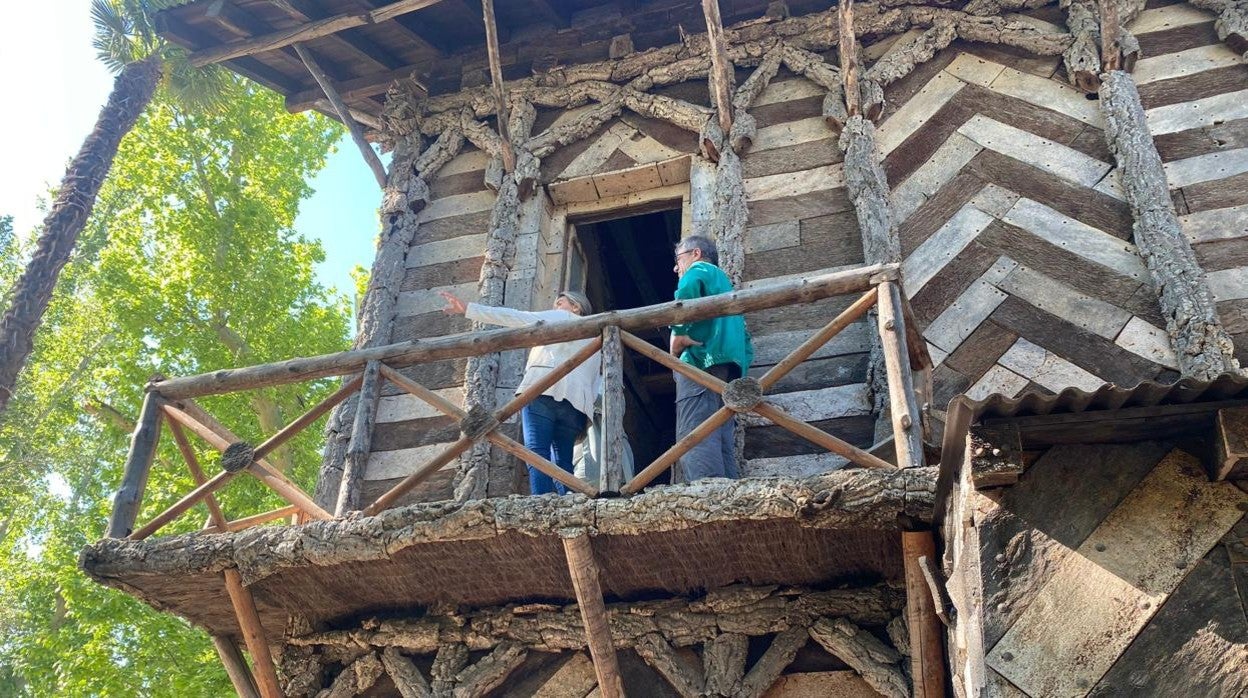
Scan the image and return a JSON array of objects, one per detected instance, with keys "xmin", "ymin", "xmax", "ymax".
[{"xmin": 0, "ymin": 78, "xmax": 349, "ymax": 695}]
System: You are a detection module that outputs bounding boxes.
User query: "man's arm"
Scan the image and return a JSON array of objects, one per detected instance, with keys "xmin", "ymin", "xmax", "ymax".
[{"xmin": 669, "ymin": 265, "xmax": 708, "ymax": 355}]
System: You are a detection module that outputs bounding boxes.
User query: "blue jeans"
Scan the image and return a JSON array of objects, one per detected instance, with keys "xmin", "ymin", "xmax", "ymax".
[{"xmin": 521, "ymin": 395, "xmax": 588, "ymax": 495}]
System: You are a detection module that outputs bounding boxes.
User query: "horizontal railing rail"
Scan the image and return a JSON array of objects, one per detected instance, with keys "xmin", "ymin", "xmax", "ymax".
[{"xmin": 105, "ymin": 262, "xmax": 932, "ymax": 542}]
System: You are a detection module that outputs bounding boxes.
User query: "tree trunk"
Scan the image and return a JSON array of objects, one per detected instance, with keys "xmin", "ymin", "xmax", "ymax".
[{"xmin": 0, "ymin": 54, "xmax": 162, "ymax": 421}]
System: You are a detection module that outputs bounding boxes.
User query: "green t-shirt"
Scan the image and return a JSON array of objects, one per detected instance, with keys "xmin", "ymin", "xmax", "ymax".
[{"xmin": 671, "ymin": 261, "xmax": 753, "ymax": 376}]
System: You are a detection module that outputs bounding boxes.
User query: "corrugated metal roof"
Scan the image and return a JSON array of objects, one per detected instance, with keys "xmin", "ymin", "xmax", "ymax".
[
  {"xmin": 933, "ymin": 372, "xmax": 1248, "ymax": 526},
  {"xmin": 952, "ymin": 373, "xmax": 1248, "ymax": 422}
]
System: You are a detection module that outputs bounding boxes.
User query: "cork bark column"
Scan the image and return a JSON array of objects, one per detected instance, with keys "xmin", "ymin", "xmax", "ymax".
[
  {"xmin": 456, "ymin": 101, "xmax": 539, "ymax": 501},
  {"xmin": 836, "ymin": 0, "xmax": 905, "ymax": 446},
  {"xmin": 314, "ymin": 129, "xmax": 465, "ymax": 508},
  {"xmin": 1098, "ymin": 71, "xmax": 1241, "ymax": 379}
]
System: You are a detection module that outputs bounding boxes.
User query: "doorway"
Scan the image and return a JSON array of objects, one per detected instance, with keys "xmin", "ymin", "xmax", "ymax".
[{"xmin": 568, "ymin": 208, "xmax": 683, "ymax": 479}]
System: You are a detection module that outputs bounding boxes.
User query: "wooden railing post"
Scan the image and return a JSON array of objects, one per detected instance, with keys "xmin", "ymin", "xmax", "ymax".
[
  {"xmin": 600, "ymin": 327, "xmax": 626, "ymax": 492},
  {"xmin": 876, "ymin": 281, "xmax": 925, "ymax": 469},
  {"xmin": 107, "ymin": 392, "xmax": 164, "ymax": 538}
]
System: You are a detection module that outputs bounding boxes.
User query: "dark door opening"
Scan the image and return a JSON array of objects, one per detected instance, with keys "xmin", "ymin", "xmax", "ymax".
[{"xmin": 571, "ymin": 208, "xmax": 683, "ymax": 481}]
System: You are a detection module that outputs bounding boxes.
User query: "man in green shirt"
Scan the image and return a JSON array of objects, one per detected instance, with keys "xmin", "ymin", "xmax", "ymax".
[{"xmin": 670, "ymin": 235, "xmax": 753, "ymax": 481}]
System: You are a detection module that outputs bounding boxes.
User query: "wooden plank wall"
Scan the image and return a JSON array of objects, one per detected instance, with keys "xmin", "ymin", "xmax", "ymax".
[
  {"xmin": 886, "ymin": 5, "xmax": 1196, "ymax": 409},
  {"xmin": 361, "ymin": 145, "xmax": 498, "ymax": 506},
  {"xmin": 958, "ymin": 439, "xmax": 1248, "ymax": 697},
  {"xmin": 738, "ymin": 68, "xmax": 874, "ymax": 477},
  {"xmin": 360, "ymin": 0, "xmax": 1248, "ymax": 500}
]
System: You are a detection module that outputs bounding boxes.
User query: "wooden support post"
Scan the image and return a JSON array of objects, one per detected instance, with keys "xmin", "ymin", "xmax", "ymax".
[
  {"xmin": 337, "ymin": 360, "xmax": 381, "ymax": 515},
  {"xmin": 107, "ymin": 392, "xmax": 164, "ymax": 538},
  {"xmin": 562, "ymin": 533, "xmax": 625, "ymax": 698},
  {"xmin": 292, "ymin": 44, "xmax": 386, "ymax": 188},
  {"xmin": 212, "ymin": 634, "xmax": 262, "ymax": 698},
  {"xmin": 1100, "ymin": 0, "xmax": 1121, "ymax": 72},
  {"xmin": 1214, "ymin": 406, "xmax": 1248, "ymax": 481},
  {"xmin": 903, "ymin": 531, "xmax": 946, "ymax": 698},
  {"xmin": 222, "ymin": 568, "xmax": 283, "ymax": 698},
  {"xmin": 481, "ymin": 0, "xmax": 515, "ymax": 172},
  {"xmin": 838, "ymin": 0, "xmax": 860, "ymax": 117},
  {"xmin": 876, "ymin": 281, "xmax": 924, "ymax": 469},
  {"xmin": 701, "ymin": 0, "xmax": 734, "ymax": 135},
  {"xmin": 600, "ymin": 327, "xmax": 626, "ymax": 492}
]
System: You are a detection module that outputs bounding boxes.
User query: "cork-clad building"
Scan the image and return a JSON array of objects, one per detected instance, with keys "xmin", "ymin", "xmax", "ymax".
[{"xmin": 81, "ymin": 0, "xmax": 1248, "ymax": 696}]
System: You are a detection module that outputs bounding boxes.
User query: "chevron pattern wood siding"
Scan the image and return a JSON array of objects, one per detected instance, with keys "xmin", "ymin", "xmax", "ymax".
[{"xmin": 879, "ymin": 1, "xmax": 1248, "ymax": 408}]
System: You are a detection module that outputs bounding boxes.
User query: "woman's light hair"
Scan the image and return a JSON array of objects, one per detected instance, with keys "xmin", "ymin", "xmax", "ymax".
[{"xmin": 558, "ymin": 290, "xmax": 593, "ymax": 315}]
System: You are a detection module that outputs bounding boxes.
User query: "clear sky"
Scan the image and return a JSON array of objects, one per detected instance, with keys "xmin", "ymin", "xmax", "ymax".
[{"xmin": 0, "ymin": 1, "xmax": 378, "ymax": 305}]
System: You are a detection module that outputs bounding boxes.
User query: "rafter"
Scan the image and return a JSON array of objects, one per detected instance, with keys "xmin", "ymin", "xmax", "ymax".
[{"xmin": 189, "ymin": 0, "xmax": 449, "ymax": 67}]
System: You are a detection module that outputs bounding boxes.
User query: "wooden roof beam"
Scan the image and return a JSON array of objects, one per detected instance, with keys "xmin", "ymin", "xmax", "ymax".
[
  {"xmin": 189, "ymin": 0, "xmax": 448, "ymax": 67},
  {"xmin": 294, "ymin": 44, "xmax": 389, "ymax": 187},
  {"xmin": 286, "ymin": 62, "xmax": 428, "ymax": 112},
  {"xmin": 201, "ymin": 0, "xmax": 360, "ymax": 86},
  {"xmin": 702, "ymin": 0, "xmax": 734, "ymax": 135},
  {"xmin": 275, "ymin": 0, "xmax": 445, "ymax": 62},
  {"xmin": 482, "ymin": 0, "xmax": 516, "ymax": 171}
]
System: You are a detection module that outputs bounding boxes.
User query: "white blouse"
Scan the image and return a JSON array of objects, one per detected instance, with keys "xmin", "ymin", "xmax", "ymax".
[{"xmin": 464, "ymin": 303, "xmax": 602, "ymax": 418}]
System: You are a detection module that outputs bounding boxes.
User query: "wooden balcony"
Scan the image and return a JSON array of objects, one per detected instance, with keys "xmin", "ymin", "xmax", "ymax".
[{"xmin": 84, "ymin": 262, "xmax": 940, "ymax": 697}]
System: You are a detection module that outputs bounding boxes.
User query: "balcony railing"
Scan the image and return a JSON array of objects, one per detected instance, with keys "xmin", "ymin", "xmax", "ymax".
[{"xmin": 105, "ymin": 262, "xmax": 930, "ymax": 542}]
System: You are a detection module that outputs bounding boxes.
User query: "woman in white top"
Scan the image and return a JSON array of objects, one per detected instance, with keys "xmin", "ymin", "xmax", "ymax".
[{"xmin": 439, "ymin": 290, "xmax": 601, "ymax": 495}]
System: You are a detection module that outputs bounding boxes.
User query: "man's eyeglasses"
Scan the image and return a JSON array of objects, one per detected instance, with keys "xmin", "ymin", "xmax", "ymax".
[{"xmin": 674, "ymin": 250, "xmax": 694, "ymax": 262}]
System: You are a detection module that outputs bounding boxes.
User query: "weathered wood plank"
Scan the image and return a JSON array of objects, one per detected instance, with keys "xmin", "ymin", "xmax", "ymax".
[
  {"xmin": 1000, "ymin": 198, "xmax": 1146, "ymax": 279},
  {"xmin": 740, "ymin": 383, "xmax": 872, "ymax": 427},
  {"xmin": 1114, "ymin": 316, "xmax": 1181, "ymax": 369},
  {"xmin": 1148, "ymin": 90, "xmax": 1248, "ymax": 136},
  {"xmin": 977, "ymin": 441, "xmax": 1171, "ymax": 649},
  {"xmin": 996, "ymin": 265, "xmax": 1133, "ymax": 340},
  {"xmin": 965, "ymin": 149, "xmax": 1134, "ymax": 237},
  {"xmin": 997, "ymin": 337, "xmax": 1105, "ymax": 392},
  {"xmin": 878, "ymin": 69, "xmax": 966, "ymax": 154},
  {"xmin": 922, "ymin": 257, "xmax": 1016, "ymax": 354},
  {"xmin": 987, "ymin": 450, "xmax": 1248, "ymax": 697},
  {"xmin": 1164, "ymin": 146, "xmax": 1248, "ymax": 189},
  {"xmin": 965, "ymin": 364, "xmax": 1029, "ymax": 401},
  {"xmin": 1134, "ymin": 43, "xmax": 1242, "ymax": 85},
  {"xmin": 957, "ymin": 115, "xmax": 1115, "ymax": 191},
  {"xmin": 1089, "ymin": 544, "xmax": 1248, "ymax": 697},
  {"xmin": 1214, "ymin": 406, "xmax": 1248, "ymax": 480},
  {"xmin": 903, "ymin": 204, "xmax": 996, "ymax": 297},
  {"xmin": 990, "ymin": 296, "xmax": 1170, "ymax": 385}
]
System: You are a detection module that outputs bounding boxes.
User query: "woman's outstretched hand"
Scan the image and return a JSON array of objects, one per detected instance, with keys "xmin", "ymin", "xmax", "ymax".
[{"xmin": 439, "ymin": 291, "xmax": 467, "ymax": 315}]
